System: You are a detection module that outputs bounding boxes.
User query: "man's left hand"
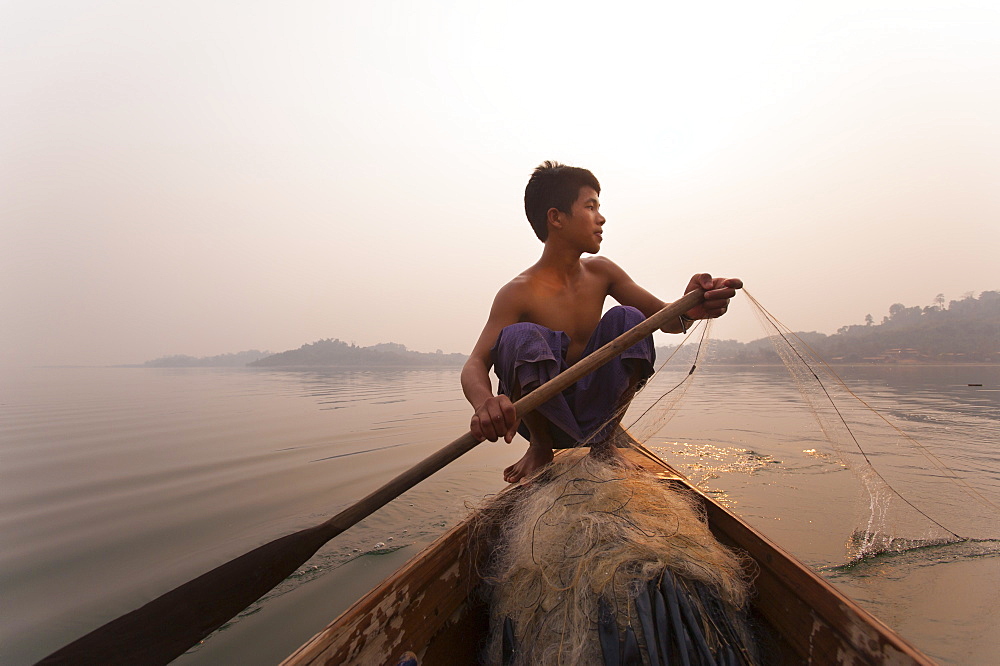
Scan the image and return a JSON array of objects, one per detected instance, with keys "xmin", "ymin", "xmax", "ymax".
[{"xmin": 683, "ymin": 274, "xmax": 743, "ymax": 320}]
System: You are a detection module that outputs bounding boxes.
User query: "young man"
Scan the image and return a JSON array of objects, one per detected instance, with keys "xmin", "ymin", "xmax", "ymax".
[{"xmin": 461, "ymin": 162, "xmax": 742, "ymax": 483}]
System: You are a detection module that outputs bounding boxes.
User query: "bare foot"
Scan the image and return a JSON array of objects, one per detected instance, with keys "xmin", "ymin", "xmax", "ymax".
[{"xmin": 503, "ymin": 444, "xmax": 554, "ymax": 483}]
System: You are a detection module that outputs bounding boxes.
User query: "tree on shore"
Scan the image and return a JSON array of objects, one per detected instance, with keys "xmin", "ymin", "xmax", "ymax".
[{"xmin": 658, "ymin": 291, "xmax": 999, "ymax": 364}]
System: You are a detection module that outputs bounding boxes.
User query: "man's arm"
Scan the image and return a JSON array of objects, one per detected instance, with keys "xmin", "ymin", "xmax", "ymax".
[
  {"xmin": 600, "ymin": 258, "xmax": 742, "ymax": 330},
  {"xmin": 461, "ymin": 282, "xmax": 523, "ymax": 443}
]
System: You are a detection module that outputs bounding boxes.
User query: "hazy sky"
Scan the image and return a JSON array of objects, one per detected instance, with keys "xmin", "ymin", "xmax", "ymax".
[{"xmin": 3, "ymin": 1, "xmax": 998, "ymax": 366}]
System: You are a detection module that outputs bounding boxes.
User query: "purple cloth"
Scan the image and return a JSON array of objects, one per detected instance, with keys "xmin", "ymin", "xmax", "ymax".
[{"xmin": 490, "ymin": 305, "xmax": 655, "ymax": 447}]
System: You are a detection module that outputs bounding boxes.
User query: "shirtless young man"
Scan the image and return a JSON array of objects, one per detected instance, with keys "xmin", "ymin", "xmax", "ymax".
[{"xmin": 461, "ymin": 162, "xmax": 742, "ymax": 483}]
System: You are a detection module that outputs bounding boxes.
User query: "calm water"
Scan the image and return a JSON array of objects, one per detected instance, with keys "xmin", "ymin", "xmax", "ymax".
[{"xmin": 2, "ymin": 364, "xmax": 998, "ymax": 664}]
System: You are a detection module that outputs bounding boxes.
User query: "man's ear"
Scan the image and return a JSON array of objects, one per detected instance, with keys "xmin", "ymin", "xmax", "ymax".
[{"xmin": 546, "ymin": 207, "xmax": 563, "ymax": 230}]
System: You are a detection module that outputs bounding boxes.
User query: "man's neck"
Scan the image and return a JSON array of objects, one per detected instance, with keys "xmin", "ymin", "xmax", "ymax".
[{"xmin": 535, "ymin": 241, "xmax": 587, "ymax": 279}]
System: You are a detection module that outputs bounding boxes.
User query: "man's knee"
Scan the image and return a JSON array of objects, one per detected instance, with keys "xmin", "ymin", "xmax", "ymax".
[
  {"xmin": 492, "ymin": 322, "xmax": 566, "ymax": 396},
  {"xmin": 494, "ymin": 322, "xmax": 557, "ymax": 367},
  {"xmin": 500, "ymin": 321, "xmax": 553, "ymax": 340},
  {"xmin": 600, "ymin": 305, "xmax": 645, "ymax": 333}
]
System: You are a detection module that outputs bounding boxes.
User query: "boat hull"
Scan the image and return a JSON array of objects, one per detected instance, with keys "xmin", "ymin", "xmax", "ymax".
[{"xmin": 284, "ymin": 443, "xmax": 935, "ymax": 665}]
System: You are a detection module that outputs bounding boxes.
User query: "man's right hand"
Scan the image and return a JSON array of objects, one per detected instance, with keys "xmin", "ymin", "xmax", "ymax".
[{"xmin": 471, "ymin": 395, "xmax": 519, "ymax": 443}]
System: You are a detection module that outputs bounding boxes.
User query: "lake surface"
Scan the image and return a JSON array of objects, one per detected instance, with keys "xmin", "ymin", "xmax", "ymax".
[{"xmin": 2, "ymin": 363, "xmax": 998, "ymax": 664}]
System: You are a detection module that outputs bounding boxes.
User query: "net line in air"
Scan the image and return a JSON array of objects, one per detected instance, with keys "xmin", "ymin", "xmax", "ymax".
[
  {"xmin": 577, "ymin": 290, "xmax": 998, "ymax": 553},
  {"xmin": 742, "ymin": 289, "xmax": 998, "ymax": 518}
]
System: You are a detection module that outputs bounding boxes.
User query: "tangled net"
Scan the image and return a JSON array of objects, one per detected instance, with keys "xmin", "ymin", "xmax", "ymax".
[{"xmin": 474, "ymin": 452, "xmax": 756, "ymax": 666}]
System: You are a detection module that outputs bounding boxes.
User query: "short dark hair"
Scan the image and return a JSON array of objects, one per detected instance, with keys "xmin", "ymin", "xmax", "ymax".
[{"xmin": 523, "ymin": 161, "xmax": 601, "ymax": 241}]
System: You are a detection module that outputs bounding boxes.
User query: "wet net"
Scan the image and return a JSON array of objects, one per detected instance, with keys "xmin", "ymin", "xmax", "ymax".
[{"xmin": 474, "ymin": 452, "xmax": 756, "ymax": 666}]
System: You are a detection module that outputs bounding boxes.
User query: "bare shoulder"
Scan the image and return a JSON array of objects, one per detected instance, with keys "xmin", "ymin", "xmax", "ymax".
[
  {"xmin": 583, "ymin": 255, "xmax": 623, "ymax": 271},
  {"xmin": 499, "ymin": 271, "xmax": 534, "ymax": 296},
  {"xmin": 582, "ymin": 256, "xmax": 629, "ymax": 282},
  {"xmin": 467, "ymin": 274, "xmax": 533, "ymax": 362},
  {"xmin": 490, "ymin": 272, "xmax": 534, "ymax": 314}
]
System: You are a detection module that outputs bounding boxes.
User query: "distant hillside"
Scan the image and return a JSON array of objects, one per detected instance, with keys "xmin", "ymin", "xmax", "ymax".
[
  {"xmin": 143, "ymin": 350, "xmax": 270, "ymax": 367},
  {"xmin": 657, "ymin": 291, "xmax": 1000, "ymax": 364},
  {"xmin": 142, "ymin": 291, "xmax": 997, "ymax": 369},
  {"xmin": 249, "ymin": 339, "xmax": 467, "ymax": 367}
]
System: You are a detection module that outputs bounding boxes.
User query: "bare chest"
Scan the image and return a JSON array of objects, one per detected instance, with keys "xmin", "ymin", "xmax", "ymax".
[{"xmin": 522, "ymin": 287, "xmax": 607, "ymax": 364}]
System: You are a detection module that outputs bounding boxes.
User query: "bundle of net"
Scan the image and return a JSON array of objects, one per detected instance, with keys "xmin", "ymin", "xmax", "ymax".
[{"xmin": 477, "ymin": 452, "xmax": 751, "ymax": 666}]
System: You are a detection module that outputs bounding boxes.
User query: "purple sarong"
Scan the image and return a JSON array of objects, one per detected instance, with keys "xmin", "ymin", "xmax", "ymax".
[{"xmin": 490, "ymin": 305, "xmax": 655, "ymax": 447}]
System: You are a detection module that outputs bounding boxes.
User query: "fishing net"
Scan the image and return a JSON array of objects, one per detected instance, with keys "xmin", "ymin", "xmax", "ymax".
[
  {"xmin": 475, "ymin": 452, "xmax": 756, "ymax": 666},
  {"xmin": 741, "ymin": 290, "xmax": 999, "ymax": 554},
  {"xmin": 470, "ymin": 313, "xmax": 760, "ymax": 665}
]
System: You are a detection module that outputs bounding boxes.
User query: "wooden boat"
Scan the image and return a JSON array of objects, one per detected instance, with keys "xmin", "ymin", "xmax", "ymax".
[{"xmin": 283, "ymin": 435, "xmax": 937, "ymax": 665}]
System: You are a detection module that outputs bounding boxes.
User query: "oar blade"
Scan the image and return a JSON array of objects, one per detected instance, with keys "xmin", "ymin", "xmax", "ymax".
[{"xmin": 39, "ymin": 524, "xmax": 333, "ymax": 665}]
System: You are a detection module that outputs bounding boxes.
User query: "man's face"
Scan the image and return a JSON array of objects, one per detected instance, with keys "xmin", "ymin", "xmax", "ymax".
[{"xmin": 562, "ymin": 186, "xmax": 606, "ymax": 253}]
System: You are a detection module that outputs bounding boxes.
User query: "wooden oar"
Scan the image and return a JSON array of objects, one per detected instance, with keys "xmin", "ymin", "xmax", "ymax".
[{"xmin": 39, "ymin": 289, "xmax": 704, "ymax": 665}]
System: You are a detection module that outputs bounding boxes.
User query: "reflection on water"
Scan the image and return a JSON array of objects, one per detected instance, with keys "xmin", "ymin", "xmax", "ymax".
[{"xmin": 1, "ymin": 364, "xmax": 998, "ymax": 664}]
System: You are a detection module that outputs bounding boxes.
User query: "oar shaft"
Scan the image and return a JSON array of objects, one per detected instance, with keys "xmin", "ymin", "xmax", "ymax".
[{"xmin": 39, "ymin": 290, "xmax": 704, "ymax": 665}]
